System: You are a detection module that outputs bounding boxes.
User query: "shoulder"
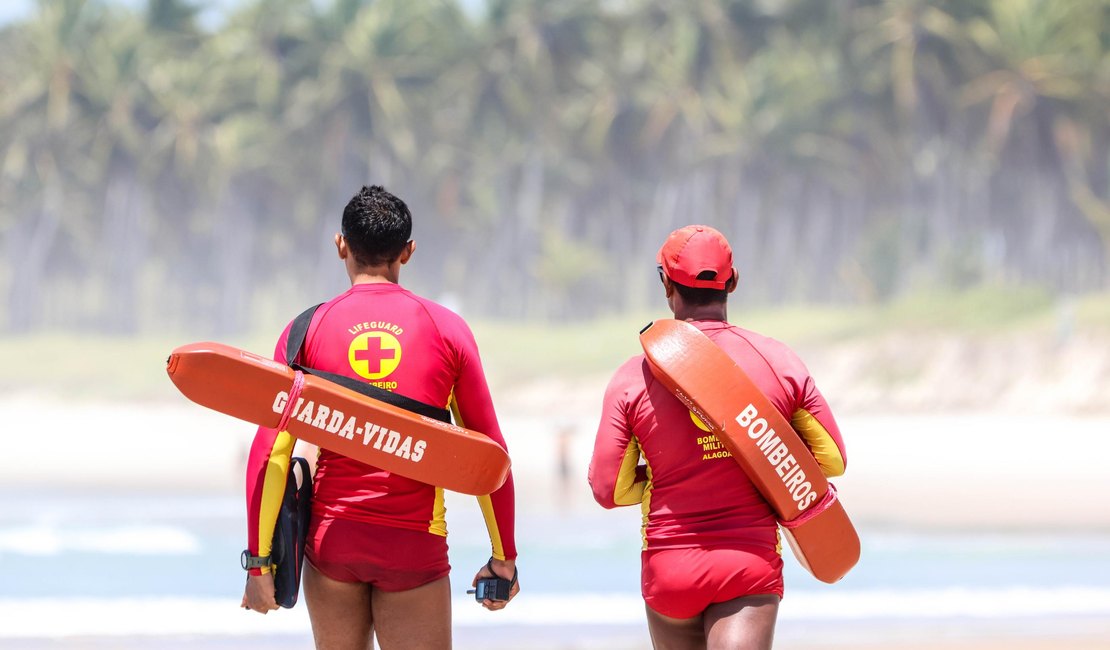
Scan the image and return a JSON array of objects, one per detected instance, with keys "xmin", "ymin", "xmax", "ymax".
[
  {"xmin": 400, "ymin": 291, "xmax": 480, "ymax": 351},
  {"xmin": 409, "ymin": 293, "xmax": 470, "ymax": 329},
  {"xmin": 728, "ymin": 325, "xmax": 790, "ymax": 353},
  {"xmin": 604, "ymin": 354, "xmax": 650, "ymax": 398},
  {"xmin": 311, "ymin": 289, "xmax": 356, "ymax": 321},
  {"xmin": 616, "ymin": 353, "xmax": 648, "ymax": 375},
  {"xmin": 724, "ymin": 324, "xmax": 810, "ymax": 375}
]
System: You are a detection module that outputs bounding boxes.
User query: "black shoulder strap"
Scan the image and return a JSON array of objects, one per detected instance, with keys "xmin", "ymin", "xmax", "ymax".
[
  {"xmin": 286, "ymin": 303, "xmax": 322, "ymax": 366},
  {"xmin": 285, "ymin": 303, "xmax": 452, "ymax": 424}
]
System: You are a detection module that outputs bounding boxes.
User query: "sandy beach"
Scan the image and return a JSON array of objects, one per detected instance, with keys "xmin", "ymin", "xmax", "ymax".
[
  {"xmin": 5, "ymin": 391, "xmax": 1106, "ymax": 531},
  {"xmin": 2, "ymin": 386, "xmax": 1108, "ymax": 649}
]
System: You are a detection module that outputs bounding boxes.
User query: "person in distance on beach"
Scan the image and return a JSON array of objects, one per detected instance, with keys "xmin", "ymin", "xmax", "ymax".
[
  {"xmin": 588, "ymin": 225, "xmax": 846, "ymax": 650},
  {"xmin": 241, "ymin": 185, "xmax": 519, "ymax": 649}
]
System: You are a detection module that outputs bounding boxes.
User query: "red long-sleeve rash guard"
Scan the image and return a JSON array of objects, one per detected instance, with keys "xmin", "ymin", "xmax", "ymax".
[
  {"xmin": 588, "ymin": 320, "xmax": 845, "ymax": 552},
  {"xmin": 246, "ymin": 283, "xmax": 516, "ymax": 574}
]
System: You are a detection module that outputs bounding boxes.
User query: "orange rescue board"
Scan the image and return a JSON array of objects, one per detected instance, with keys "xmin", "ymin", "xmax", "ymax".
[
  {"xmin": 166, "ymin": 342, "xmax": 510, "ymax": 496},
  {"xmin": 640, "ymin": 319, "xmax": 859, "ymax": 583}
]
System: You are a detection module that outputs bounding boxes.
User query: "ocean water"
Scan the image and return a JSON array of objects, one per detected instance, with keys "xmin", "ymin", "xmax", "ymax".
[
  {"xmin": 1, "ymin": 489, "xmax": 1109, "ymax": 644},
  {"xmin": 2, "ymin": 404, "xmax": 1109, "ymax": 646}
]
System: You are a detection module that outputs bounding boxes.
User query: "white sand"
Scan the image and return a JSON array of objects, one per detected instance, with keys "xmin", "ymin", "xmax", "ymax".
[{"xmin": 5, "ymin": 391, "xmax": 1107, "ymax": 531}]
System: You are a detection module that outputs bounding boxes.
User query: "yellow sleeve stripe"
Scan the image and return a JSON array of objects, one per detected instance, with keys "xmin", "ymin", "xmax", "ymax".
[
  {"xmin": 792, "ymin": 409, "xmax": 845, "ymax": 477},
  {"xmin": 613, "ymin": 436, "xmax": 646, "ymax": 506},
  {"xmin": 477, "ymin": 494, "xmax": 505, "ymax": 560},
  {"xmin": 256, "ymin": 430, "xmax": 295, "ymax": 572},
  {"xmin": 639, "ymin": 458, "xmax": 654, "ymax": 550},
  {"xmin": 429, "ymin": 487, "xmax": 448, "ymax": 537},
  {"xmin": 449, "ymin": 394, "xmax": 461, "ymax": 422},
  {"xmin": 450, "ymin": 394, "xmax": 504, "ymax": 559}
]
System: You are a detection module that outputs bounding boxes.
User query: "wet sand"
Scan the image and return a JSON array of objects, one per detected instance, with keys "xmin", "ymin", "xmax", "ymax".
[{"xmin": 4, "ymin": 619, "xmax": 1110, "ymax": 650}]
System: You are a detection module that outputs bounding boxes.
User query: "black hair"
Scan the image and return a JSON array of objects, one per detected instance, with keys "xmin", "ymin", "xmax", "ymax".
[
  {"xmin": 341, "ymin": 185, "xmax": 412, "ymax": 267},
  {"xmin": 666, "ymin": 269, "xmax": 730, "ymax": 305}
]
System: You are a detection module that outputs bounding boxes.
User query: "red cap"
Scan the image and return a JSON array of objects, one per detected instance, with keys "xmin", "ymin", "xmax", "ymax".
[{"xmin": 656, "ymin": 225, "xmax": 734, "ymax": 289}]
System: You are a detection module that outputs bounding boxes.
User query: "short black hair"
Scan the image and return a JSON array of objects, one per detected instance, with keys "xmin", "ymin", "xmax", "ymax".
[
  {"xmin": 341, "ymin": 185, "xmax": 412, "ymax": 266},
  {"xmin": 663, "ymin": 269, "xmax": 729, "ymax": 305}
]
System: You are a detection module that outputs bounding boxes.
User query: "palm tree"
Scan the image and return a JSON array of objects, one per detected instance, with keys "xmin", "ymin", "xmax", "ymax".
[
  {"xmin": 2, "ymin": 0, "xmax": 1109, "ymax": 333},
  {"xmin": 0, "ymin": 0, "xmax": 105, "ymax": 331},
  {"xmin": 76, "ymin": 0, "xmax": 207, "ymax": 332},
  {"xmin": 959, "ymin": 0, "xmax": 1110, "ymax": 286}
]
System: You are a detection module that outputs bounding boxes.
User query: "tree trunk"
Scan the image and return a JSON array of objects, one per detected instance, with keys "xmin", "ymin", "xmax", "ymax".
[
  {"xmin": 100, "ymin": 164, "xmax": 143, "ymax": 334},
  {"xmin": 7, "ymin": 172, "xmax": 62, "ymax": 332}
]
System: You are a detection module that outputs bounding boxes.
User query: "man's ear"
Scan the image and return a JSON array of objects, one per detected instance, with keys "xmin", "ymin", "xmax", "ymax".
[
  {"xmin": 399, "ymin": 240, "xmax": 416, "ymax": 265},
  {"xmin": 725, "ymin": 267, "xmax": 739, "ymax": 294},
  {"xmin": 335, "ymin": 233, "xmax": 348, "ymax": 260},
  {"xmin": 661, "ymin": 273, "xmax": 676, "ymax": 298}
]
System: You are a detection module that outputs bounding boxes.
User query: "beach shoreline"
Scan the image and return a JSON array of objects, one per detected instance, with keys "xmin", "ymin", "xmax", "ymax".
[
  {"xmin": 3, "ymin": 393, "xmax": 1109, "ymax": 648},
  {"xmin": 3, "ymin": 617, "xmax": 1109, "ymax": 650},
  {"xmin": 4, "ymin": 394, "xmax": 1107, "ymax": 532}
]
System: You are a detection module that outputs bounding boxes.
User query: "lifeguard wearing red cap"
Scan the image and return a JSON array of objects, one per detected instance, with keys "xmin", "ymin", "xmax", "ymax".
[{"xmin": 657, "ymin": 225, "xmax": 734, "ymax": 290}]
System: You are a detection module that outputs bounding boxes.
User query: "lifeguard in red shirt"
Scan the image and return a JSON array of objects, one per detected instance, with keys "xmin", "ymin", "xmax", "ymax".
[
  {"xmin": 241, "ymin": 185, "xmax": 519, "ymax": 649},
  {"xmin": 589, "ymin": 225, "xmax": 846, "ymax": 650}
]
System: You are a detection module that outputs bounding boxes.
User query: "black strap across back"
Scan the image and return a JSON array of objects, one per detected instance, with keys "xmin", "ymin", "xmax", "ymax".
[{"xmin": 285, "ymin": 303, "xmax": 452, "ymax": 424}]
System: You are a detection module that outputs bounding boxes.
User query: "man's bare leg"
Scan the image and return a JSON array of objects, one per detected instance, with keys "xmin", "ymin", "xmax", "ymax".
[
  {"xmin": 645, "ymin": 605, "xmax": 705, "ymax": 650},
  {"xmin": 372, "ymin": 575, "xmax": 452, "ymax": 650},
  {"xmin": 704, "ymin": 594, "xmax": 779, "ymax": 650},
  {"xmin": 302, "ymin": 561, "xmax": 373, "ymax": 650}
]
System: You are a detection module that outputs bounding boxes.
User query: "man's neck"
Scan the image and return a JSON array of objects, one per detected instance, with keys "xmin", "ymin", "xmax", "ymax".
[
  {"xmin": 673, "ymin": 304, "xmax": 728, "ymax": 322},
  {"xmin": 349, "ymin": 265, "xmax": 399, "ymax": 285}
]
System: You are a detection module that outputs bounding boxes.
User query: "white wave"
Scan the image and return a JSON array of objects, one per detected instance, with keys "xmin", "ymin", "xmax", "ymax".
[
  {"xmin": 0, "ymin": 597, "xmax": 309, "ymax": 638},
  {"xmin": 0, "ymin": 524, "xmax": 201, "ymax": 556},
  {"xmin": 779, "ymin": 586, "xmax": 1110, "ymax": 620},
  {"xmin": 0, "ymin": 587, "xmax": 1108, "ymax": 637}
]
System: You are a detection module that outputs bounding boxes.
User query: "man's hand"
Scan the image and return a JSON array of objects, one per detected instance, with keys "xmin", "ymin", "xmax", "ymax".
[
  {"xmin": 241, "ymin": 572, "xmax": 280, "ymax": 614},
  {"xmin": 471, "ymin": 558, "xmax": 519, "ymax": 611}
]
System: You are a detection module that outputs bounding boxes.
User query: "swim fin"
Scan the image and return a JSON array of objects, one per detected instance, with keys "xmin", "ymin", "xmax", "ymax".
[{"xmin": 272, "ymin": 456, "xmax": 312, "ymax": 608}]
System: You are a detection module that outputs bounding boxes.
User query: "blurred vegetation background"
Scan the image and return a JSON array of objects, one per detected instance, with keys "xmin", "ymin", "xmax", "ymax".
[{"xmin": 1, "ymin": 0, "xmax": 1109, "ymax": 340}]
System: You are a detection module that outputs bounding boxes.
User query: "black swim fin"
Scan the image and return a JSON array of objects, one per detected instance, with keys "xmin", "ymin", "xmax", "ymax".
[{"xmin": 272, "ymin": 456, "xmax": 312, "ymax": 609}]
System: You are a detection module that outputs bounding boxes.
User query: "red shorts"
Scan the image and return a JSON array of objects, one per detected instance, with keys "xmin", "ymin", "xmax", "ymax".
[
  {"xmin": 305, "ymin": 516, "xmax": 450, "ymax": 592},
  {"xmin": 641, "ymin": 545, "xmax": 784, "ymax": 619}
]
